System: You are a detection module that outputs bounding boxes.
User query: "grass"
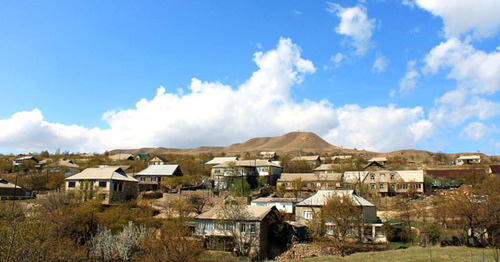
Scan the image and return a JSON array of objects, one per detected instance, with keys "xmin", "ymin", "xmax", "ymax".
[{"xmin": 284, "ymin": 246, "xmax": 498, "ymax": 262}]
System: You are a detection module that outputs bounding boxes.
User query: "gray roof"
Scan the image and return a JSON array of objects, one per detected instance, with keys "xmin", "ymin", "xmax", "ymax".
[
  {"xmin": 214, "ymin": 159, "xmax": 281, "ymax": 168},
  {"xmin": 66, "ymin": 166, "xmax": 138, "ymax": 182},
  {"xmin": 196, "ymin": 205, "xmax": 276, "ymax": 221},
  {"xmin": 136, "ymin": 164, "xmax": 180, "ymax": 176},
  {"xmin": 251, "ymin": 197, "xmax": 303, "ymax": 204},
  {"xmin": 314, "ymin": 164, "xmax": 335, "ymax": 171},
  {"xmin": 206, "ymin": 156, "xmax": 239, "ymax": 165},
  {"xmin": 296, "ymin": 189, "xmax": 375, "ymax": 207},
  {"xmin": 278, "ymin": 173, "xmax": 342, "ymax": 182},
  {"xmin": 0, "ymin": 179, "xmax": 22, "ymax": 189}
]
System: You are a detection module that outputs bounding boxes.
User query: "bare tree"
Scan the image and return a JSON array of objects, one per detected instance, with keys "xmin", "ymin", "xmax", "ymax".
[
  {"xmin": 187, "ymin": 191, "xmax": 213, "ymax": 215},
  {"xmin": 218, "ymin": 202, "xmax": 260, "ymax": 257}
]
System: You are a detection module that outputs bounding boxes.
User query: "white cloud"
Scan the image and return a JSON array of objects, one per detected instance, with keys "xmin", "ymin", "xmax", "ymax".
[
  {"xmin": 372, "ymin": 53, "xmax": 389, "ymax": 73},
  {"xmin": 399, "ymin": 60, "xmax": 420, "ymax": 95},
  {"xmin": 327, "ymin": 3, "xmax": 376, "ymax": 55},
  {"xmin": 460, "ymin": 122, "xmax": 497, "ymax": 140},
  {"xmin": 406, "ymin": 0, "xmax": 500, "ymax": 39},
  {"xmin": 331, "ymin": 52, "xmax": 344, "ymax": 67},
  {"xmin": 423, "ymin": 38, "xmax": 500, "ymax": 95},
  {"xmin": 325, "ymin": 105, "xmax": 434, "ymax": 151},
  {"xmin": 0, "ymin": 38, "xmax": 433, "ymax": 153}
]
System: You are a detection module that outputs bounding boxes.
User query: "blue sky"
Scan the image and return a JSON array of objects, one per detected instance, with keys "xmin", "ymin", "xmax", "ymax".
[{"xmin": 0, "ymin": 0, "xmax": 498, "ymax": 154}]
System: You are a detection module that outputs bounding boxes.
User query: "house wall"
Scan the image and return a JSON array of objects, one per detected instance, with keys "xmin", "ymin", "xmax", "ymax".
[
  {"xmin": 295, "ymin": 206, "xmax": 321, "ymax": 225},
  {"xmin": 65, "ymin": 179, "xmax": 138, "ymax": 203}
]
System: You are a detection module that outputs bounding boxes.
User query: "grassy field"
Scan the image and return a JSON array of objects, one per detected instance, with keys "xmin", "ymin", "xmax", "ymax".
[{"xmin": 285, "ymin": 246, "xmax": 498, "ymax": 262}]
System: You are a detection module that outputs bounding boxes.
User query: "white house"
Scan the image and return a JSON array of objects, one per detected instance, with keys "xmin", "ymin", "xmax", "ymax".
[
  {"xmin": 455, "ymin": 155, "xmax": 481, "ymax": 165},
  {"xmin": 250, "ymin": 197, "xmax": 303, "ymax": 214}
]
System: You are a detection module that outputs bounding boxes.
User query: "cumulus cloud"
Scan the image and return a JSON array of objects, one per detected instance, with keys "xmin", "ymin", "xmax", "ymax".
[
  {"xmin": 0, "ymin": 38, "xmax": 433, "ymax": 153},
  {"xmin": 423, "ymin": 38, "xmax": 500, "ymax": 95},
  {"xmin": 325, "ymin": 105, "xmax": 434, "ymax": 151},
  {"xmin": 372, "ymin": 53, "xmax": 389, "ymax": 73},
  {"xmin": 460, "ymin": 122, "xmax": 497, "ymax": 140},
  {"xmin": 406, "ymin": 0, "xmax": 500, "ymax": 39},
  {"xmin": 399, "ymin": 60, "xmax": 420, "ymax": 95},
  {"xmin": 327, "ymin": 3, "xmax": 376, "ymax": 55}
]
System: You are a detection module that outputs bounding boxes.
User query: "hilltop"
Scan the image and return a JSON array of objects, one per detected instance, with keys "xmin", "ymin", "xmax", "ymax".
[{"xmin": 110, "ymin": 131, "xmax": 354, "ymax": 155}]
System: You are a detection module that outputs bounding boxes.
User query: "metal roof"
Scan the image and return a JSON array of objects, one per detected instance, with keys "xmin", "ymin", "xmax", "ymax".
[
  {"xmin": 136, "ymin": 164, "xmax": 180, "ymax": 176},
  {"xmin": 296, "ymin": 189, "xmax": 375, "ymax": 207},
  {"xmin": 205, "ymin": 156, "xmax": 238, "ymax": 165},
  {"xmin": 66, "ymin": 166, "xmax": 138, "ymax": 182}
]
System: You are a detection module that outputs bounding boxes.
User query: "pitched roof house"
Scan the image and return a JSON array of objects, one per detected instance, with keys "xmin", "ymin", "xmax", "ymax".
[
  {"xmin": 205, "ymin": 156, "xmax": 239, "ymax": 165},
  {"xmin": 194, "ymin": 205, "xmax": 282, "ymax": 259},
  {"xmin": 455, "ymin": 155, "xmax": 481, "ymax": 165},
  {"xmin": 0, "ymin": 179, "xmax": 33, "ymax": 199},
  {"xmin": 65, "ymin": 166, "xmax": 138, "ymax": 203},
  {"xmin": 212, "ymin": 160, "xmax": 282, "ymax": 189},
  {"xmin": 295, "ymin": 189, "xmax": 377, "ymax": 224},
  {"xmin": 343, "ymin": 170, "xmax": 424, "ymax": 195},
  {"xmin": 135, "ymin": 164, "xmax": 183, "ymax": 191},
  {"xmin": 277, "ymin": 173, "xmax": 342, "ymax": 191}
]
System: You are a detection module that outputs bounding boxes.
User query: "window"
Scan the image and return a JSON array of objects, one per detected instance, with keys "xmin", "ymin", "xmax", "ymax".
[
  {"xmin": 214, "ymin": 168, "xmax": 220, "ymax": 174},
  {"xmin": 379, "ymin": 183, "xmax": 384, "ymax": 189},
  {"xmin": 68, "ymin": 181, "xmax": 76, "ymax": 188},
  {"xmin": 250, "ymin": 223, "xmax": 256, "ymax": 233},
  {"xmin": 390, "ymin": 184, "xmax": 395, "ymax": 189},
  {"xmin": 321, "ymin": 182, "xmax": 326, "ymax": 188},
  {"xmin": 380, "ymin": 174, "xmax": 385, "ymax": 180},
  {"xmin": 240, "ymin": 223, "xmax": 247, "ymax": 232},
  {"xmin": 311, "ymin": 182, "xmax": 317, "ymax": 188},
  {"xmin": 303, "ymin": 210, "xmax": 313, "ymax": 219},
  {"xmin": 371, "ymin": 184, "xmax": 375, "ymax": 190},
  {"xmin": 113, "ymin": 182, "xmax": 123, "ymax": 192},
  {"xmin": 98, "ymin": 181, "xmax": 107, "ymax": 188},
  {"xmin": 370, "ymin": 174, "xmax": 375, "ymax": 180},
  {"xmin": 390, "ymin": 174, "xmax": 395, "ymax": 180},
  {"xmin": 418, "ymin": 183, "xmax": 422, "ymax": 189}
]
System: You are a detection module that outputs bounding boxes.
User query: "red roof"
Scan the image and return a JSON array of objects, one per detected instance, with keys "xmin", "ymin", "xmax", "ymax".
[
  {"xmin": 426, "ymin": 169, "xmax": 486, "ymax": 179},
  {"xmin": 490, "ymin": 165, "xmax": 500, "ymax": 174}
]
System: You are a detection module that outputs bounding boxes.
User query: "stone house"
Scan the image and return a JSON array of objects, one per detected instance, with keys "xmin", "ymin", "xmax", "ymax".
[
  {"xmin": 211, "ymin": 160, "xmax": 282, "ymax": 189},
  {"xmin": 65, "ymin": 166, "xmax": 138, "ymax": 203},
  {"xmin": 343, "ymin": 170, "xmax": 424, "ymax": 195},
  {"xmin": 194, "ymin": 205, "xmax": 282, "ymax": 259},
  {"xmin": 276, "ymin": 173, "xmax": 342, "ymax": 191},
  {"xmin": 134, "ymin": 164, "xmax": 183, "ymax": 191}
]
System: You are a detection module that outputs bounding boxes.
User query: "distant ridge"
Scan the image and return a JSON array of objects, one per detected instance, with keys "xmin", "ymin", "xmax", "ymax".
[
  {"xmin": 108, "ymin": 131, "xmax": 495, "ymax": 160},
  {"xmin": 110, "ymin": 131, "xmax": 361, "ymax": 155}
]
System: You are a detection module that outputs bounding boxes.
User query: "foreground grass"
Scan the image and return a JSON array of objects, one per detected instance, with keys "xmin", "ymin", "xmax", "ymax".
[{"xmin": 286, "ymin": 246, "xmax": 497, "ymax": 262}]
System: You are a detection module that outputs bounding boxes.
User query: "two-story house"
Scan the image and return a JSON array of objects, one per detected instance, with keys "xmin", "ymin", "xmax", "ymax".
[
  {"xmin": 276, "ymin": 173, "xmax": 342, "ymax": 191},
  {"xmin": 134, "ymin": 164, "xmax": 183, "ymax": 191},
  {"xmin": 343, "ymin": 170, "xmax": 424, "ymax": 195},
  {"xmin": 65, "ymin": 166, "xmax": 138, "ymax": 203},
  {"xmin": 212, "ymin": 160, "xmax": 282, "ymax": 189},
  {"xmin": 194, "ymin": 205, "xmax": 282, "ymax": 259}
]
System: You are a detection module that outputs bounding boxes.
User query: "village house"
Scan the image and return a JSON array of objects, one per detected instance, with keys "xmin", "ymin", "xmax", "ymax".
[
  {"xmin": 0, "ymin": 179, "xmax": 33, "ymax": 199},
  {"xmin": 250, "ymin": 197, "xmax": 303, "ymax": 214},
  {"xmin": 343, "ymin": 170, "xmax": 424, "ymax": 195},
  {"xmin": 259, "ymin": 151, "xmax": 277, "ymax": 159},
  {"xmin": 109, "ymin": 153, "xmax": 135, "ymax": 161},
  {"xmin": 148, "ymin": 156, "xmax": 167, "ymax": 165},
  {"xmin": 205, "ymin": 156, "xmax": 239, "ymax": 166},
  {"xmin": 65, "ymin": 166, "xmax": 138, "ymax": 203},
  {"xmin": 194, "ymin": 205, "xmax": 282, "ymax": 259},
  {"xmin": 212, "ymin": 159, "xmax": 282, "ymax": 189},
  {"xmin": 294, "ymin": 189, "xmax": 384, "ymax": 242},
  {"xmin": 276, "ymin": 173, "xmax": 342, "ymax": 191},
  {"xmin": 134, "ymin": 164, "xmax": 183, "ymax": 191},
  {"xmin": 455, "ymin": 155, "xmax": 481, "ymax": 165},
  {"xmin": 426, "ymin": 168, "xmax": 487, "ymax": 188},
  {"xmin": 12, "ymin": 155, "xmax": 43, "ymax": 168},
  {"xmin": 314, "ymin": 164, "xmax": 337, "ymax": 174},
  {"xmin": 290, "ymin": 155, "xmax": 321, "ymax": 167}
]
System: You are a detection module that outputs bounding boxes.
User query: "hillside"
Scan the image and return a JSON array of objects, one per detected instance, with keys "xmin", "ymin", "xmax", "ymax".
[{"xmin": 108, "ymin": 131, "xmax": 496, "ymax": 161}]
